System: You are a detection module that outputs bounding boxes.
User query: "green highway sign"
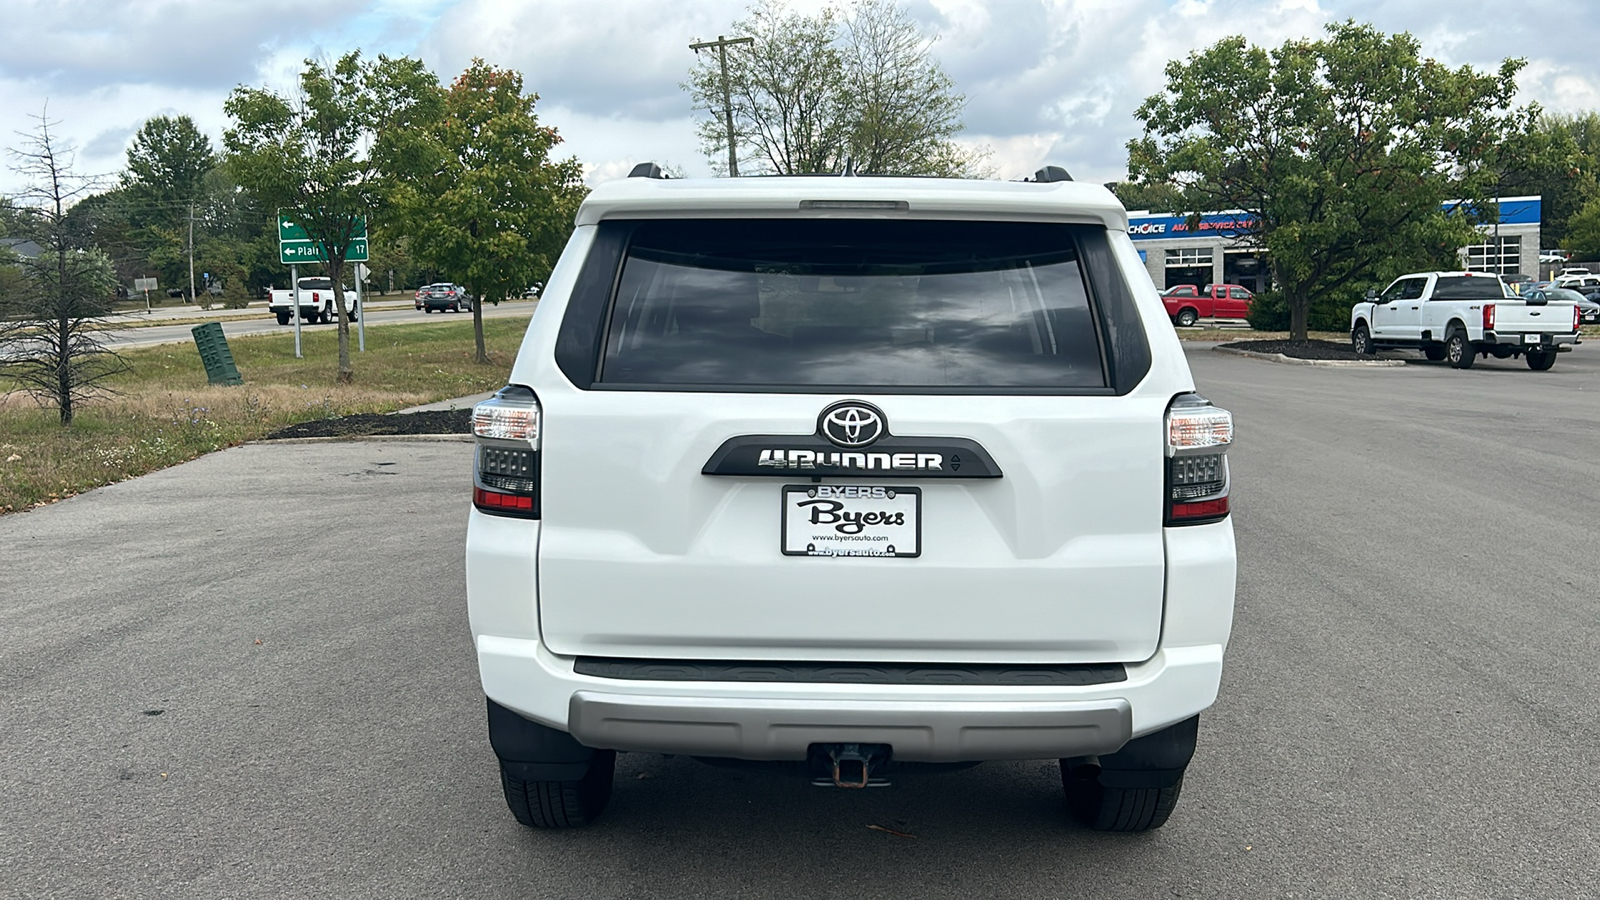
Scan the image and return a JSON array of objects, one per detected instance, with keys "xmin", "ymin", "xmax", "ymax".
[{"xmin": 278, "ymin": 212, "xmax": 369, "ymax": 265}]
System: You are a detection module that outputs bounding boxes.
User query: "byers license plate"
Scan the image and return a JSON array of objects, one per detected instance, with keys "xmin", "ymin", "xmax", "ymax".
[{"xmin": 782, "ymin": 485, "xmax": 921, "ymax": 558}]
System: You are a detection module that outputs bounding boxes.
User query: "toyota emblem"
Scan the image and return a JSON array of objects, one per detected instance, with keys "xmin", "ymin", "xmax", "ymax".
[{"xmin": 819, "ymin": 401, "xmax": 886, "ymax": 448}]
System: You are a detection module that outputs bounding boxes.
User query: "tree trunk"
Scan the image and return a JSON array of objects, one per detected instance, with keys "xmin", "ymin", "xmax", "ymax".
[
  {"xmin": 56, "ymin": 267, "xmax": 73, "ymax": 426},
  {"xmin": 329, "ymin": 257, "xmax": 353, "ymax": 383},
  {"xmin": 1288, "ymin": 292, "xmax": 1310, "ymax": 342},
  {"xmin": 57, "ymin": 318, "xmax": 72, "ymax": 426},
  {"xmin": 473, "ymin": 295, "xmax": 487, "ymax": 364}
]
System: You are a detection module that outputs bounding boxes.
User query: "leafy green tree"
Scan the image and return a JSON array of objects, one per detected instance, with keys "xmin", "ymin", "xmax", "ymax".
[
  {"xmin": 1565, "ymin": 197, "xmax": 1600, "ymax": 260},
  {"xmin": 1105, "ymin": 180, "xmax": 1187, "ymax": 213},
  {"xmin": 224, "ymin": 51, "xmax": 442, "ymax": 381},
  {"xmin": 388, "ymin": 60, "xmax": 586, "ymax": 363},
  {"xmin": 1, "ymin": 113, "xmax": 125, "ymax": 425},
  {"xmin": 117, "ymin": 115, "xmax": 218, "ymax": 299},
  {"xmin": 1497, "ymin": 112, "xmax": 1600, "ymax": 250},
  {"xmin": 1129, "ymin": 22, "xmax": 1532, "ymax": 340},
  {"xmin": 688, "ymin": 0, "xmax": 985, "ymax": 176},
  {"xmin": 838, "ymin": 0, "xmax": 985, "ymax": 176}
]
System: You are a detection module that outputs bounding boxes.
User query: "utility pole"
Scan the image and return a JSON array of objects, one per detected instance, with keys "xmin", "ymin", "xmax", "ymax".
[
  {"xmin": 691, "ymin": 34, "xmax": 753, "ymax": 177},
  {"xmin": 187, "ymin": 201, "xmax": 196, "ymax": 304}
]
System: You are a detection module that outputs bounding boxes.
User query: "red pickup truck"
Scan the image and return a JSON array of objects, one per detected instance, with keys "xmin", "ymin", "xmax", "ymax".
[{"xmin": 1162, "ymin": 284, "xmax": 1254, "ymax": 326}]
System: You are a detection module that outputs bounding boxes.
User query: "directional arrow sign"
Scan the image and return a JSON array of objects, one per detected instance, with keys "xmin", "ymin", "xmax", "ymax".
[{"xmin": 278, "ymin": 212, "xmax": 369, "ymax": 265}]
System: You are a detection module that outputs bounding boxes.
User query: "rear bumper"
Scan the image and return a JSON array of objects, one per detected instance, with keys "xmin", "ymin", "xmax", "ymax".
[
  {"xmin": 477, "ymin": 636, "xmax": 1222, "ymax": 762},
  {"xmin": 569, "ymin": 692, "xmax": 1131, "ymax": 762},
  {"xmin": 1482, "ymin": 330, "xmax": 1579, "ymax": 348}
]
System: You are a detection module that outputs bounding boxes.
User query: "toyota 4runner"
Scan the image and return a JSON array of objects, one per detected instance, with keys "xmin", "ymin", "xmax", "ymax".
[{"xmin": 466, "ymin": 165, "xmax": 1237, "ymax": 832}]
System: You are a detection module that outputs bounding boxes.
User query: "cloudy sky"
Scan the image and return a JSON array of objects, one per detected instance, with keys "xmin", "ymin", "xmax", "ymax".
[{"xmin": 3, "ymin": 0, "xmax": 1598, "ymax": 198}]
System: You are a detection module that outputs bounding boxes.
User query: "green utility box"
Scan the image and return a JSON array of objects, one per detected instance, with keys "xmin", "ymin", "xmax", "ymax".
[{"xmin": 191, "ymin": 322, "xmax": 243, "ymax": 386}]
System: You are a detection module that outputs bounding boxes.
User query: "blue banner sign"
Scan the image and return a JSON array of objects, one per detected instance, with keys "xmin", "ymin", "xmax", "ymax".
[{"xmin": 1126, "ymin": 195, "xmax": 1542, "ymax": 242}]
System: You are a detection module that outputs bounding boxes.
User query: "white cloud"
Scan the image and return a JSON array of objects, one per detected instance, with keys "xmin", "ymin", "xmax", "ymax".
[{"xmin": 2, "ymin": 0, "xmax": 1599, "ymax": 202}]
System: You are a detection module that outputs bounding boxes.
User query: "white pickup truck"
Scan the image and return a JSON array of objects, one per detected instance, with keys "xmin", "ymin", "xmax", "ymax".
[
  {"xmin": 1350, "ymin": 271, "xmax": 1581, "ymax": 370},
  {"xmin": 268, "ymin": 277, "xmax": 357, "ymax": 326}
]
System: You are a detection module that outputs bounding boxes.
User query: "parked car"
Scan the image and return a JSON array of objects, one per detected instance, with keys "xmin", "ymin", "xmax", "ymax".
[
  {"xmin": 466, "ymin": 164, "xmax": 1238, "ymax": 833},
  {"xmin": 1350, "ymin": 271, "xmax": 1581, "ymax": 369},
  {"xmin": 1539, "ymin": 251, "xmax": 1569, "ymax": 264},
  {"xmin": 1498, "ymin": 273, "xmax": 1534, "ymax": 294},
  {"xmin": 1554, "ymin": 273, "xmax": 1600, "ymax": 292},
  {"xmin": 521, "ymin": 282, "xmax": 543, "ymax": 299},
  {"xmin": 1161, "ymin": 283, "xmax": 1252, "ymax": 326},
  {"xmin": 1527, "ymin": 287, "xmax": 1600, "ymax": 325}
]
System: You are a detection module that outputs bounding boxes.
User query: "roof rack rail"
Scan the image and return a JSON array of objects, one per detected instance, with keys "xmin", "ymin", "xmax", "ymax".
[
  {"xmin": 1023, "ymin": 165, "xmax": 1074, "ymax": 184},
  {"xmin": 628, "ymin": 162, "xmax": 670, "ymax": 179}
]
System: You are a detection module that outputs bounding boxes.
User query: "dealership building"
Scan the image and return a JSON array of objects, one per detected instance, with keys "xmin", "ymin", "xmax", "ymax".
[{"xmin": 1125, "ymin": 196, "xmax": 1543, "ymax": 292}]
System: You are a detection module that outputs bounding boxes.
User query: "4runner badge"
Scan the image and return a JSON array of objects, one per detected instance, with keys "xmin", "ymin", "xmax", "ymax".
[{"xmin": 820, "ymin": 401, "xmax": 885, "ymax": 448}]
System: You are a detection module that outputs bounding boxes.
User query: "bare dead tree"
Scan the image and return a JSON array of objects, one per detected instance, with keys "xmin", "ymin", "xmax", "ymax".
[{"xmin": 1, "ymin": 109, "xmax": 126, "ymax": 425}]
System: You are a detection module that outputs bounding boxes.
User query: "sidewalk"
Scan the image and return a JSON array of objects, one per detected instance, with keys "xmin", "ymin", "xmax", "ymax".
[{"xmin": 400, "ymin": 391, "xmax": 497, "ymax": 413}]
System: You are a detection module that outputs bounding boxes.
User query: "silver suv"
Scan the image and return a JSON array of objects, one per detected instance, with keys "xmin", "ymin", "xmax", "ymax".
[{"xmin": 466, "ymin": 166, "xmax": 1237, "ymax": 832}]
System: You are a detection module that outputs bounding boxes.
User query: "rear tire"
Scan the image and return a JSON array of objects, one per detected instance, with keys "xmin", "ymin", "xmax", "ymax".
[
  {"xmin": 1446, "ymin": 328, "xmax": 1475, "ymax": 369},
  {"xmin": 275, "ymin": 311, "xmax": 290, "ymax": 325},
  {"xmin": 1526, "ymin": 349, "xmax": 1556, "ymax": 370},
  {"xmin": 500, "ymin": 751, "xmax": 616, "ymax": 829},
  {"xmin": 1423, "ymin": 345, "xmax": 1446, "ymax": 361},
  {"xmin": 1061, "ymin": 761, "xmax": 1183, "ymax": 832},
  {"xmin": 1176, "ymin": 308, "xmax": 1199, "ymax": 327},
  {"xmin": 1351, "ymin": 324, "xmax": 1372, "ymax": 355}
]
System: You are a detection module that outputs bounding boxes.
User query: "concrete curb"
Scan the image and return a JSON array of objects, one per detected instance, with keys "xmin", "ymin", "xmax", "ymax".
[
  {"xmin": 250, "ymin": 434, "xmax": 472, "ymax": 445},
  {"xmin": 1212, "ymin": 345, "xmax": 1407, "ymax": 367}
]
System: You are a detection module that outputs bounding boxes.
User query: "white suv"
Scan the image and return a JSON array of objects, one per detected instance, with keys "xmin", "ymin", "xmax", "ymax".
[{"xmin": 466, "ymin": 166, "xmax": 1237, "ymax": 832}]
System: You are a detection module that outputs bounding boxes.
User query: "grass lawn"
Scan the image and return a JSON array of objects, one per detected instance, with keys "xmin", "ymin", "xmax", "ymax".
[{"xmin": 0, "ymin": 317, "xmax": 527, "ymax": 514}]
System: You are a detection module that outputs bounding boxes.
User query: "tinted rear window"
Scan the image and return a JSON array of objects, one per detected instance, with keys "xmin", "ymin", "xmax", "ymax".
[
  {"xmin": 1433, "ymin": 276, "xmax": 1505, "ymax": 299},
  {"xmin": 300, "ymin": 278, "xmax": 333, "ymax": 290},
  {"xmin": 596, "ymin": 220, "xmax": 1108, "ymax": 389}
]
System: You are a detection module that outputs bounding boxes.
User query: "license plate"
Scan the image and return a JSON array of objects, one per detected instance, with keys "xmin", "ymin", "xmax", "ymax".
[
  {"xmin": 1524, "ymin": 333, "xmax": 1541, "ymax": 344},
  {"xmin": 781, "ymin": 485, "xmax": 920, "ymax": 558}
]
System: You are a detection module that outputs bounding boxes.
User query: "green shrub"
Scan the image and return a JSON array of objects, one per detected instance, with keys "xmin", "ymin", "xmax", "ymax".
[{"xmin": 1247, "ymin": 289, "xmax": 1366, "ymax": 333}]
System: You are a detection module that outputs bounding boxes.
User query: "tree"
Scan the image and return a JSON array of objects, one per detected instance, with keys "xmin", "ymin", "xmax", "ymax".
[
  {"xmin": 1565, "ymin": 197, "xmax": 1600, "ymax": 260},
  {"xmin": 1105, "ymin": 180, "xmax": 1186, "ymax": 213},
  {"xmin": 224, "ymin": 51, "xmax": 442, "ymax": 382},
  {"xmin": 688, "ymin": 0, "xmax": 985, "ymax": 176},
  {"xmin": 1129, "ymin": 22, "xmax": 1532, "ymax": 340},
  {"xmin": 387, "ymin": 60, "xmax": 585, "ymax": 363},
  {"xmin": 1497, "ymin": 112, "xmax": 1600, "ymax": 250},
  {"xmin": 1, "ymin": 113, "xmax": 125, "ymax": 425},
  {"xmin": 116, "ymin": 115, "xmax": 218, "ymax": 301}
]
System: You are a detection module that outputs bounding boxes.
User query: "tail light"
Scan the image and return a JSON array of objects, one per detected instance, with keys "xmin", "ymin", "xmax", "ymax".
[
  {"xmin": 472, "ymin": 385, "xmax": 541, "ymax": 519},
  {"xmin": 1483, "ymin": 303, "xmax": 1495, "ymax": 330},
  {"xmin": 1166, "ymin": 393, "xmax": 1233, "ymax": 526},
  {"xmin": 1577, "ymin": 303, "xmax": 1584, "ymax": 332}
]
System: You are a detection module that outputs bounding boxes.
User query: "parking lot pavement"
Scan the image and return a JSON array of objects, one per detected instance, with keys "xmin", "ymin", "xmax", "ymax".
[{"xmin": 2, "ymin": 345, "xmax": 1599, "ymax": 898}]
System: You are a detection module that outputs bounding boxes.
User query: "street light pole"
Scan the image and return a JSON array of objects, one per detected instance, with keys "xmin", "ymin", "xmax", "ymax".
[{"xmin": 691, "ymin": 34, "xmax": 754, "ymax": 177}]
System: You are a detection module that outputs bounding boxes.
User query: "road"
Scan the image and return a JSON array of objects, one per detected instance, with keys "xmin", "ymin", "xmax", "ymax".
[
  {"xmin": 97, "ymin": 299, "xmax": 538, "ymax": 351},
  {"xmin": 2, "ymin": 344, "xmax": 1598, "ymax": 898}
]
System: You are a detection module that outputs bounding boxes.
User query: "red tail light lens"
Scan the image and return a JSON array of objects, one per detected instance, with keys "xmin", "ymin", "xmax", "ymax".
[
  {"xmin": 1170, "ymin": 497, "xmax": 1230, "ymax": 520},
  {"xmin": 1483, "ymin": 303, "xmax": 1495, "ymax": 330},
  {"xmin": 1577, "ymin": 304, "xmax": 1584, "ymax": 332}
]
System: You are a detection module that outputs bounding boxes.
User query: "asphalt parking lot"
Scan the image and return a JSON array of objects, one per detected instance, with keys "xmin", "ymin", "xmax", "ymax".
[{"xmin": 2, "ymin": 342, "xmax": 1598, "ymax": 899}]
